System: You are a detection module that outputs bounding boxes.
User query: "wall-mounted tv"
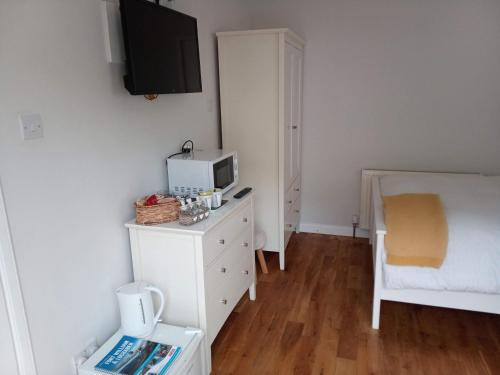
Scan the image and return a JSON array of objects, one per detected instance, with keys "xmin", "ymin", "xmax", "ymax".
[{"xmin": 119, "ymin": 0, "xmax": 202, "ymax": 95}]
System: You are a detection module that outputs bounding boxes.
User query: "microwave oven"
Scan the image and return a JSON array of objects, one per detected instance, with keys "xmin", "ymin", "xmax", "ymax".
[{"xmin": 167, "ymin": 150, "xmax": 238, "ymax": 196}]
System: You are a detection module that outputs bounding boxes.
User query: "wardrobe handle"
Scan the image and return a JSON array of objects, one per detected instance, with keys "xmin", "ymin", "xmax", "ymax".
[
  {"xmin": 292, "ymin": 125, "xmax": 298, "ymax": 129},
  {"xmin": 288, "ymin": 200, "xmax": 293, "ymax": 204},
  {"xmin": 242, "ymin": 270, "xmax": 249, "ymax": 275},
  {"xmin": 218, "ymin": 239, "xmax": 225, "ymax": 245},
  {"xmin": 220, "ymin": 299, "xmax": 228, "ymax": 305},
  {"xmin": 220, "ymin": 267, "xmax": 227, "ymax": 273},
  {"xmin": 242, "ymin": 242, "xmax": 249, "ymax": 247},
  {"xmin": 242, "ymin": 217, "xmax": 248, "ymax": 223},
  {"xmin": 295, "ymin": 188, "xmax": 300, "ymax": 192},
  {"xmin": 287, "ymin": 224, "xmax": 293, "ymax": 228},
  {"xmin": 295, "ymin": 209, "xmax": 300, "ymax": 213}
]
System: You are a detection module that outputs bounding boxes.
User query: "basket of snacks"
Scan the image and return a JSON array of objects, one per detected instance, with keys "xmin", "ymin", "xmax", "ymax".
[
  {"xmin": 135, "ymin": 194, "xmax": 181, "ymax": 225},
  {"xmin": 178, "ymin": 197, "xmax": 210, "ymax": 226}
]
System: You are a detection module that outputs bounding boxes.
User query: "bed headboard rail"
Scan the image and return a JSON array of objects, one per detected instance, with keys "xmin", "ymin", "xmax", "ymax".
[{"xmin": 359, "ymin": 169, "xmax": 480, "ymax": 230}]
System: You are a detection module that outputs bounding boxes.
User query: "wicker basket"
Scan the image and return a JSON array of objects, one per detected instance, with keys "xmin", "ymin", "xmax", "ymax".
[
  {"xmin": 179, "ymin": 205, "xmax": 210, "ymax": 226},
  {"xmin": 135, "ymin": 195, "xmax": 180, "ymax": 225}
]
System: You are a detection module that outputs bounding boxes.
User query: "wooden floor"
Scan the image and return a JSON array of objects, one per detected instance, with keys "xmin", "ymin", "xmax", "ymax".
[{"xmin": 211, "ymin": 233, "xmax": 500, "ymax": 374}]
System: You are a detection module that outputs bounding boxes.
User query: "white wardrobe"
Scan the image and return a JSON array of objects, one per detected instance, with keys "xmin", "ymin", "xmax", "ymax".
[{"xmin": 217, "ymin": 29, "xmax": 304, "ymax": 270}]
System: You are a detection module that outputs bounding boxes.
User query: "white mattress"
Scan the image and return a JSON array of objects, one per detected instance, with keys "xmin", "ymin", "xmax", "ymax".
[{"xmin": 380, "ymin": 174, "xmax": 500, "ymax": 293}]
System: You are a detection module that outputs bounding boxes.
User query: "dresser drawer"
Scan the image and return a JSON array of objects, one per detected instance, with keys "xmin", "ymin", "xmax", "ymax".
[
  {"xmin": 285, "ymin": 197, "xmax": 301, "ymax": 231},
  {"xmin": 203, "ymin": 202, "xmax": 252, "ymax": 266},
  {"xmin": 231, "ymin": 251, "xmax": 253, "ymax": 295},
  {"xmin": 204, "ymin": 226, "xmax": 253, "ymax": 344},
  {"xmin": 204, "ymin": 228, "xmax": 252, "ymax": 293},
  {"xmin": 205, "ymin": 251, "xmax": 253, "ymax": 344},
  {"xmin": 285, "ymin": 179, "xmax": 301, "ymax": 212},
  {"xmin": 205, "ymin": 283, "xmax": 234, "ymax": 344}
]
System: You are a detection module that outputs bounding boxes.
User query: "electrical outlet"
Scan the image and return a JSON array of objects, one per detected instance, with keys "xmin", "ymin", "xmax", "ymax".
[
  {"xmin": 71, "ymin": 337, "xmax": 99, "ymax": 375},
  {"xmin": 19, "ymin": 112, "xmax": 43, "ymax": 140}
]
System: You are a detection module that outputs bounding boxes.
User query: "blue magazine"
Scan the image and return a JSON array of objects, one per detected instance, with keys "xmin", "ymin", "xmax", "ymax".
[{"xmin": 94, "ymin": 336, "xmax": 181, "ymax": 375}]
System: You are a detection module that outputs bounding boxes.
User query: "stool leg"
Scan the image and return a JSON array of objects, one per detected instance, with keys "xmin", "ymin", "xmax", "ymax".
[{"xmin": 256, "ymin": 249, "xmax": 269, "ymax": 274}]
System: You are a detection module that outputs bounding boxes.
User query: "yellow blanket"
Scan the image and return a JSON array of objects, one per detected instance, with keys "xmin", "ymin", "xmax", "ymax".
[{"xmin": 383, "ymin": 193, "xmax": 448, "ymax": 268}]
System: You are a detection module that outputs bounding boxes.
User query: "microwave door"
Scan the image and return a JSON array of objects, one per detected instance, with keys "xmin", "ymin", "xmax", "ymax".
[{"xmin": 213, "ymin": 157, "xmax": 234, "ymax": 189}]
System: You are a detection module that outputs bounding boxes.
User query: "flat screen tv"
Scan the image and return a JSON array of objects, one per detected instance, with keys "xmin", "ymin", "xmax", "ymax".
[{"xmin": 119, "ymin": 0, "xmax": 202, "ymax": 95}]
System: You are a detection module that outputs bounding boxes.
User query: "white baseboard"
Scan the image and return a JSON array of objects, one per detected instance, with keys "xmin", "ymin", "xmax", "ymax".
[{"xmin": 299, "ymin": 222, "xmax": 369, "ymax": 238}]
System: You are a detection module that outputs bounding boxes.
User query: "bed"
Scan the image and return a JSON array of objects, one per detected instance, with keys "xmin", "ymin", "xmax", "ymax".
[{"xmin": 362, "ymin": 170, "xmax": 500, "ymax": 329}]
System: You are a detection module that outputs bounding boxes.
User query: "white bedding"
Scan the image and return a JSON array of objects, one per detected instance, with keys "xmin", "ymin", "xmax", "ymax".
[{"xmin": 380, "ymin": 174, "xmax": 500, "ymax": 293}]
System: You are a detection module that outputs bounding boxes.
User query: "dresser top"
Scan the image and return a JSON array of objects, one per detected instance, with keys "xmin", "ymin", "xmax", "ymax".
[{"xmin": 125, "ymin": 191, "xmax": 253, "ymax": 236}]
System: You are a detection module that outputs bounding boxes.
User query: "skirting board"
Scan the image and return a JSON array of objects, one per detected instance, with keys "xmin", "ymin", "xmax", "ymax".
[{"xmin": 299, "ymin": 223, "xmax": 369, "ymax": 238}]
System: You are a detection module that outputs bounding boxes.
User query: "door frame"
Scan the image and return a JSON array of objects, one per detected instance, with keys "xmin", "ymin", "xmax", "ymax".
[{"xmin": 0, "ymin": 180, "xmax": 37, "ymax": 374}]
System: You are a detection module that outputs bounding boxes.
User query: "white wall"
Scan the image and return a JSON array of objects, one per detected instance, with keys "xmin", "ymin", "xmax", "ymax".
[
  {"xmin": 249, "ymin": 0, "xmax": 500, "ymax": 232},
  {"xmin": 0, "ymin": 1, "xmax": 251, "ymax": 374}
]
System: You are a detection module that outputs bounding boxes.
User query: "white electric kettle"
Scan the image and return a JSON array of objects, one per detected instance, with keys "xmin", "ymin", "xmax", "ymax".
[{"xmin": 116, "ymin": 281, "xmax": 165, "ymax": 338}]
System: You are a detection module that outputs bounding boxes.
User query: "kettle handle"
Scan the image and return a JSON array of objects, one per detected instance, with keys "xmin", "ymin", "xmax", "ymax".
[{"xmin": 145, "ymin": 286, "xmax": 165, "ymax": 324}]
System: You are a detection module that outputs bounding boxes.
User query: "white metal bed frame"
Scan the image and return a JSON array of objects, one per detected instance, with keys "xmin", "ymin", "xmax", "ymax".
[{"xmin": 365, "ymin": 170, "xmax": 500, "ymax": 329}]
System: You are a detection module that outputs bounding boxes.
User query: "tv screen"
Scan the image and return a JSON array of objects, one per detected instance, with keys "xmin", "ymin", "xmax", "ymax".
[{"xmin": 119, "ymin": 0, "xmax": 202, "ymax": 95}]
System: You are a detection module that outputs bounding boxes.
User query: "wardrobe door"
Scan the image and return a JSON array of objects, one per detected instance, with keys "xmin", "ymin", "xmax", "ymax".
[
  {"xmin": 0, "ymin": 283, "xmax": 19, "ymax": 375},
  {"xmin": 284, "ymin": 43, "xmax": 295, "ymax": 190},
  {"xmin": 290, "ymin": 45, "xmax": 303, "ymax": 184}
]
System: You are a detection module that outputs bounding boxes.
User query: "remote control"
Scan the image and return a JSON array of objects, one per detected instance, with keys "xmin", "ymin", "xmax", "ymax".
[{"xmin": 233, "ymin": 187, "xmax": 252, "ymax": 199}]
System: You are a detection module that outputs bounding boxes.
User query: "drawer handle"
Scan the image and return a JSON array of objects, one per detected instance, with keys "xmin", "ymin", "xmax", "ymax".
[
  {"xmin": 220, "ymin": 299, "xmax": 228, "ymax": 305},
  {"xmin": 242, "ymin": 242, "xmax": 249, "ymax": 247},
  {"xmin": 292, "ymin": 125, "xmax": 298, "ymax": 129},
  {"xmin": 242, "ymin": 270, "xmax": 249, "ymax": 275},
  {"xmin": 218, "ymin": 239, "xmax": 225, "ymax": 245},
  {"xmin": 288, "ymin": 200, "xmax": 293, "ymax": 204},
  {"xmin": 295, "ymin": 188, "xmax": 300, "ymax": 192},
  {"xmin": 242, "ymin": 217, "xmax": 248, "ymax": 223},
  {"xmin": 295, "ymin": 209, "xmax": 300, "ymax": 213},
  {"xmin": 287, "ymin": 224, "xmax": 293, "ymax": 228},
  {"xmin": 220, "ymin": 267, "xmax": 227, "ymax": 273}
]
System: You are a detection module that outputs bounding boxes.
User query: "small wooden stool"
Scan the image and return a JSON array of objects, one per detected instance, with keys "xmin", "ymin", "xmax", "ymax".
[{"xmin": 255, "ymin": 230, "xmax": 269, "ymax": 274}]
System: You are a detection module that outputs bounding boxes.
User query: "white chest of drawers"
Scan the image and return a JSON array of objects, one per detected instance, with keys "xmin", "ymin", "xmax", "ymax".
[{"xmin": 125, "ymin": 193, "xmax": 256, "ymax": 372}]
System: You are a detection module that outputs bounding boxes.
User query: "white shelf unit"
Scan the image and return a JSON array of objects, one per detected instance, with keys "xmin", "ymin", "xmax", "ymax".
[{"xmin": 79, "ymin": 324, "xmax": 207, "ymax": 375}]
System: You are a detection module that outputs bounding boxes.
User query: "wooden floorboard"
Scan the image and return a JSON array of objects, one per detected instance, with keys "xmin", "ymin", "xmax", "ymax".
[{"xmin": 211, "ymin": 233, "xmax": 500, "ymax": 374}]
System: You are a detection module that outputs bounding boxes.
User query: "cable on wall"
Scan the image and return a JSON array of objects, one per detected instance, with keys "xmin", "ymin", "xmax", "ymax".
[{"xmin": 166, "ymin": 140, "xmax": 195, "ymax": 162}]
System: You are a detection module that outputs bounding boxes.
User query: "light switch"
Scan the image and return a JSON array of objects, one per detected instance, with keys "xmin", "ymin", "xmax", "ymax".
[{"xmin": 19, "ymin": 112, "xmax": 43, "ymax": 140}]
